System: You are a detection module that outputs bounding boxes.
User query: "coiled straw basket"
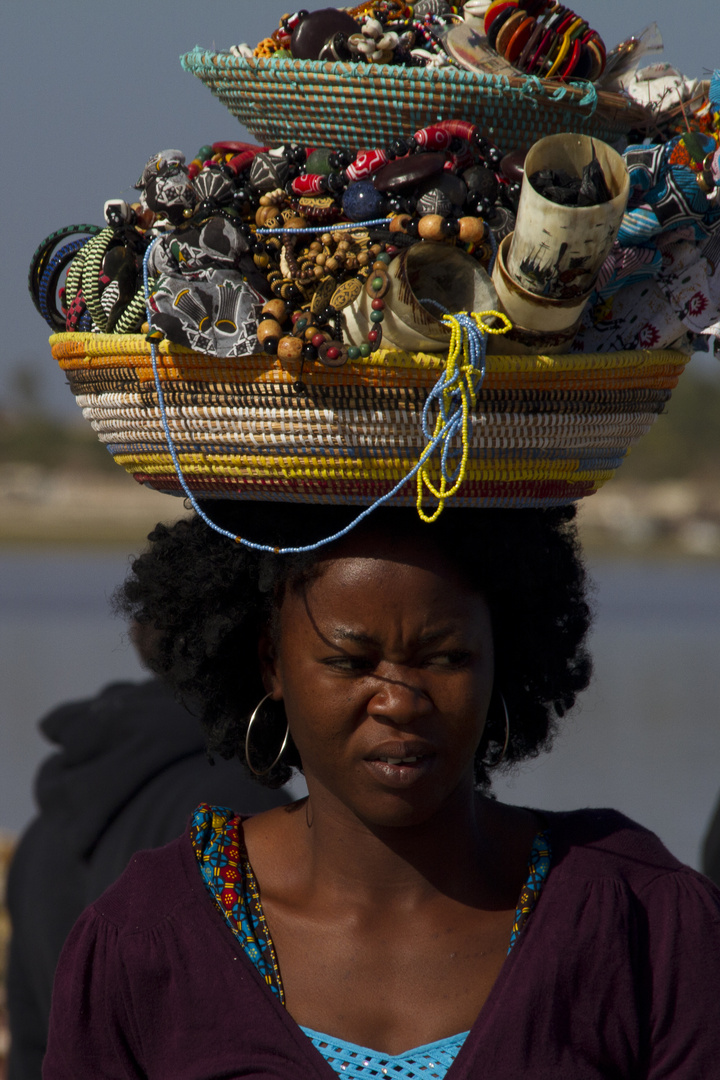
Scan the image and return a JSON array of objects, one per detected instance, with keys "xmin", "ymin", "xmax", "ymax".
[
  {"xmin": 51, "ymin": 332, "xmax": 687, "ymax": 509},
  {"xmin": 179, "ymin": 52, "xmax": 650, "ymax": 149}
]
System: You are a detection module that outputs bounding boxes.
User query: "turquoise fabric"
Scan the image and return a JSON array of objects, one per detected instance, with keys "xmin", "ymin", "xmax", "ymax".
[{"xmin": 300, "ymin": 1027, "xmax": 469, "ymax": 1080}]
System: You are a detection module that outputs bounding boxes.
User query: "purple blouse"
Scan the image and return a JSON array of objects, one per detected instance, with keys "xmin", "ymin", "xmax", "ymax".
[{"xmin": 43, "ymin": 808, "xmax": 720, "ymax": 1079}]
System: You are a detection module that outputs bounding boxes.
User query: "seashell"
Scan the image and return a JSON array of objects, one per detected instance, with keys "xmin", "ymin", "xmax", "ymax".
[
  {"xmin": 343, "ymin": 241, "xmax": 499, "ymax": 352},
  {"xmin": 376, "ymin": 33, "xmax": 399, "ymax": 50},
  {"xmin": 362, "ymin": 18, "xmax": 383, "ymax": 37},
  {"xmin": 463, "ymin": 0, "xmax": 493, "ymax": 15}
]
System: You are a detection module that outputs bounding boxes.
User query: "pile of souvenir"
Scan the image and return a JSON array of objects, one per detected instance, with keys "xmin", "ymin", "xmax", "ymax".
[{"xmin": 27, "ymin": 3, "xmax": 720, "ymax": 542}]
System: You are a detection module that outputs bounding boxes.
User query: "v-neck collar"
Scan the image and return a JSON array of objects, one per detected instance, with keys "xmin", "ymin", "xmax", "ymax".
[{"xmin": 187, "ymin": 806, "xmax": 552, "ymax": 1080}]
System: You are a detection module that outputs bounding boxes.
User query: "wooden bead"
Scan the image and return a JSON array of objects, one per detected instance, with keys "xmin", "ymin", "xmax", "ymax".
[
  {"xmin": 255, "ymin": 206, "xmax": 280, "ymax": 227},
  {"xmin": 417, "ymin": 214, "xmax": 446, "ymax": 241},
  {"xmin": 261, "ymin": 298, "xmax": 288, "ymax": 323},
  {"xmin": 389, "ymin": 214, "xmax": 412, "ymax": 234},
  {"xmin": 283, "ymin": 215, "xmax": 307, "ymax": 230},
  {"xmin": 457, "ymin": 216, "xmax": 485, "ymax": 243},
  {"xmin": 257, "ymin": 318, "xmax": 282, "ymax": 344},
  {"xmin": 277, "ymin": 336, "xmax": 304, "ymax": 363},
  {"xmin": 304, "ymin": 325, "xmax": 321, "ymax": 340}
]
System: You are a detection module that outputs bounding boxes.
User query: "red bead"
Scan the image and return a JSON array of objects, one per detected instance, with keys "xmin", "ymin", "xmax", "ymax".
[
  {"xmin": 325, "ymin": 346, "xmax": 340, "ymax": 360},
  {"xmin": 311, "ymin": 332, "xmax": 325, "ymax": 348},
  {"xmin": 187, "ymin": 162, "xmax": 199, "ymax": 180},
  {"xmin": 291, "ymin": 311, "xmax": 303, "ymax": 324},
  {"xmin": 385, "ymin": 245, "xmax": 399, "ymax": 256},
  {"xmin": 371, "ymin": 298, "xmax": 385, "ymax": 311},
  {"xmin": 368, "ymin": 329, "xmax": 380, "ymax": 343}
]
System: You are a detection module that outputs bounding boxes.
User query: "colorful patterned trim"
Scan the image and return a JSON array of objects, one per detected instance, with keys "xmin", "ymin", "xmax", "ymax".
[
  {"xmin": 190, "ymin": 804, "xmax": 285, "ymax": 1002},
  {"xmin": 508, "ymin": 827, "xmax": 552, "ymax": 952}
]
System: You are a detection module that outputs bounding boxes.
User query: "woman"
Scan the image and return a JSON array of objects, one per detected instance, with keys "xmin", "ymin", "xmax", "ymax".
[{"xmin": 44, "ymin": 502, "xmax": 720, "ymax": 1079}]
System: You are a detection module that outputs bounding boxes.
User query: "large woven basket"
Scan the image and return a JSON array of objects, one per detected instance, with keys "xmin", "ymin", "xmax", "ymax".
[
  {"xmin": 180, "ymin": 52, "xmax": 650, "ymax": 149},
  {"xmin": 51, "ymin": 333, "xmax": 687, "ymax": 509}
]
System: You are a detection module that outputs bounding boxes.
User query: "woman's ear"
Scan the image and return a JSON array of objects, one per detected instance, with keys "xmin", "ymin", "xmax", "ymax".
[{"xmin": 258, "ymin": 624, "xmax": 283, "ymax": 700}]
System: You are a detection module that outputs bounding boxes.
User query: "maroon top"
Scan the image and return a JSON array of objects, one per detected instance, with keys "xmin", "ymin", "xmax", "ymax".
[{"xmin": 43, "ymin": 809, "xmax": 720, "ymax": 1079}]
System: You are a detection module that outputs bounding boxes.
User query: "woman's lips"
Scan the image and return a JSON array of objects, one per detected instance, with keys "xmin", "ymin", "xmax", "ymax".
[{"xmin": 362, "ymin": 755, "xmax": 435, "ymax": 787}]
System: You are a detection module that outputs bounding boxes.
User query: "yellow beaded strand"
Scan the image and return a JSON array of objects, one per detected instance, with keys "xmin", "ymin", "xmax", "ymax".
[{"xmin": 416, "ymin": 310, "xmax": 511, "ymax": 523}]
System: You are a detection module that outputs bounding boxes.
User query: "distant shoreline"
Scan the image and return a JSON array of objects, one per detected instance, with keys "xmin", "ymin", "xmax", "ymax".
[{"xmin": 1, "ymin": 466, "xmax": 720, "ymax": 558}]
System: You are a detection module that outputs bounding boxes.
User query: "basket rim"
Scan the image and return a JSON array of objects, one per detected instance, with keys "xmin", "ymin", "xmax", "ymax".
[
  {"xmin": 181, "ymin": 48, "xmax": 651, "ymax": 128},
  {"xmin": 49, "ymin": 332, "xmax": 689, "ymax": 377}
]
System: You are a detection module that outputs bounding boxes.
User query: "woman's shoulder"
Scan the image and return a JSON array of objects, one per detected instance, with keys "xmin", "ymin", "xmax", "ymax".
[{"xmin": 542, "ymin": 806, "xmax": 720, "ymax": 904}]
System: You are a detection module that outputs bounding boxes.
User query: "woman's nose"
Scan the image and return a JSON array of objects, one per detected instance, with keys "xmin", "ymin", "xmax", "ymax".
[{"xmin": 366, "ymin": 670, "xmax": 433, "ymax": 724}]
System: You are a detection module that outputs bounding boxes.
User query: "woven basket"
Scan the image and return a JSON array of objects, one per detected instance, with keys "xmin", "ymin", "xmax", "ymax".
[
  {"xmin": 180, "ymin": 52, "xmax": 650, "ymax": 149},
  {"xmin": 51, "ymin": 333, "xmax": 687, "ymax": 509}
]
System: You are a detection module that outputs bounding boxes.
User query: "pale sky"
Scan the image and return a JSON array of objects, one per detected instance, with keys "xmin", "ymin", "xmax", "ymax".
[{"xmin": 2, "ymin": 0, "xmax": 718, "ymax": 415}]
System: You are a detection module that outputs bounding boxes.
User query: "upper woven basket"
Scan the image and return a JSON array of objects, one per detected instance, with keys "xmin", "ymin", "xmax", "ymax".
[{"xmin": 180, "ymin": 52, "xmax": 650, "ymax": 149}]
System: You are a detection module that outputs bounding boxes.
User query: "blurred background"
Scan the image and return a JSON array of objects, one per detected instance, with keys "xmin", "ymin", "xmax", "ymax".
[{"xmin": 1, "ymin": 0, "xmax": 719, "ymax": 1070}]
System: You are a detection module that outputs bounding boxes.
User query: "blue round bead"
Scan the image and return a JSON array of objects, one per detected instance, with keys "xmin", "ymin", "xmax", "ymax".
[{"xmin": 341, "ymin": 181, "xmax": 386, "ymax": 222}]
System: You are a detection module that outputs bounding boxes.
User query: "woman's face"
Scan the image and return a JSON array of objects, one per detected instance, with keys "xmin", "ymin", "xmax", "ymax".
[{"xmin": 263, "ymin": 534, "xmax": 494, "ymax": 828}]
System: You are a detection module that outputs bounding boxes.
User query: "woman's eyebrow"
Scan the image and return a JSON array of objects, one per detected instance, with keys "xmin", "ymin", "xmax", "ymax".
[{"xmin": 330, "ymin": 626, "xmax": 459, "ymax": 646}]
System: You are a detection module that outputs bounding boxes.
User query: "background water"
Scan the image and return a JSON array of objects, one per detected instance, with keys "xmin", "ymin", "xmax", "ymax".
[{"xmin": 1, "ymin": 549, "xmax": 719, "ymax": 870}]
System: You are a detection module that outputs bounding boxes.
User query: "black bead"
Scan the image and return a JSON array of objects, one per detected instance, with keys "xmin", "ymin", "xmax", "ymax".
[
  {"xmin": 329, "ymin": 153, "xmax": 341, "ymax": 171},
  {"xmin": 322, "ymin": 305, "xmax": 337, "ymax": 321},
  {"xmin": 337, "ymin": 149, "xmax": 354, "ymax": 168},
  {"xmin": 293, "ymin": 146, "xmax": 307, "ymax": 165},
  {"xmin": 443, "ymin": 218, "xmax": 460, "ymax": 236},
  {"xmin": 263, "ymin": 336, "xmax": 279, "ymax": 354},
  {"xmin": 302, "ymin": 343, "xmax": 318, "ymax": 361},
  {"xmin": 385, "ymin": 146, "xmax": 397, "ymax": 161},
  {"xmin": 293, "ymin": 380, "xmax": 307, "ymax": 393},
  {"xmin": 450, "ymin": 137, "xmax": 463, "ymax": 153},
  {"xmin": 285, "ymin": 285, "xmax": 301, "ymax": 302},
  {"xmin": 405, "ymin": 218, "xmax": 420, "ymax": 237},
  {"xmin": 327, "ymin": 172, "xmax": 346, "ymax": 194}
]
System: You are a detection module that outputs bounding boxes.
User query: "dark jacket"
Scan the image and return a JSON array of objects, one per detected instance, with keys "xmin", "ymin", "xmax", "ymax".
[{"xmin": 7, "ymin": 678, "xmax": 287, "ymax": 1080}]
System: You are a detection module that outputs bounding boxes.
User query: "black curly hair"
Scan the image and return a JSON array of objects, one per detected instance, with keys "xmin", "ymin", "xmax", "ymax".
[{"xmin": 116, "ymin": 501, "xmax": 593, "ymax": 790}]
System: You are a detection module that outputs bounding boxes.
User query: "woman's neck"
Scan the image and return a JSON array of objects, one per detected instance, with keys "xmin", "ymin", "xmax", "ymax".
[{"xmin": 245, "ymin": 783, "xmax": 534, "ymax": 913}]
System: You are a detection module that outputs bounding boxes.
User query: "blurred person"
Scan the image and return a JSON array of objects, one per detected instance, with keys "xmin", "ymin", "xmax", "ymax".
[
  {"xmin": 6, "ymin": 621, "xmax": 290, "ymax": 1080},
  {"xmin": 703, "ymin": 795, "xmax": 720, "ymax": 887}
]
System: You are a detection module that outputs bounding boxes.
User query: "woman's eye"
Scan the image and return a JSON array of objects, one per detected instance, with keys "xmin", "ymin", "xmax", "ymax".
[
  {"xmin": 426, "ymin": 650, "xmax": 472, "ymax": 667},
  {"xmin": 322, "ymin": 655, "xmax": 373, "ymax": 672}
]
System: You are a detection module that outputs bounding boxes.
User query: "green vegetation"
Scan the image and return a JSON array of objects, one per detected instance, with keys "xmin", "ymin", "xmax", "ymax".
[
  {"xmin": 0, "ymin": 412, "xmax": 116, "ymax": 473},
  {"xmin": 618, "ymin": 366, "xmax": 720, "ymax": 482}
]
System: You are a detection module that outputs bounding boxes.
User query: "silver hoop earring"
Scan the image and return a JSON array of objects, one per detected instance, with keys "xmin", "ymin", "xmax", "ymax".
[
  {"xmin": 244, "ymin": 693, "xmax": 290, "ymax": 777},
  {"xmin": 481, "ymin": 693, "xmax": 510, "ymax": 768}
]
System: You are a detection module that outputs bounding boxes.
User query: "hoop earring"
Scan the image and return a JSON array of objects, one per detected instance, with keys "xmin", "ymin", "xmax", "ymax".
[
  {"xmin": 481, "ymin": 693, "xmax": 510, "ymax": 768},
  {"xmin": 244, "ymin": 693, "xmax": 290, "ymax": 777}
]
